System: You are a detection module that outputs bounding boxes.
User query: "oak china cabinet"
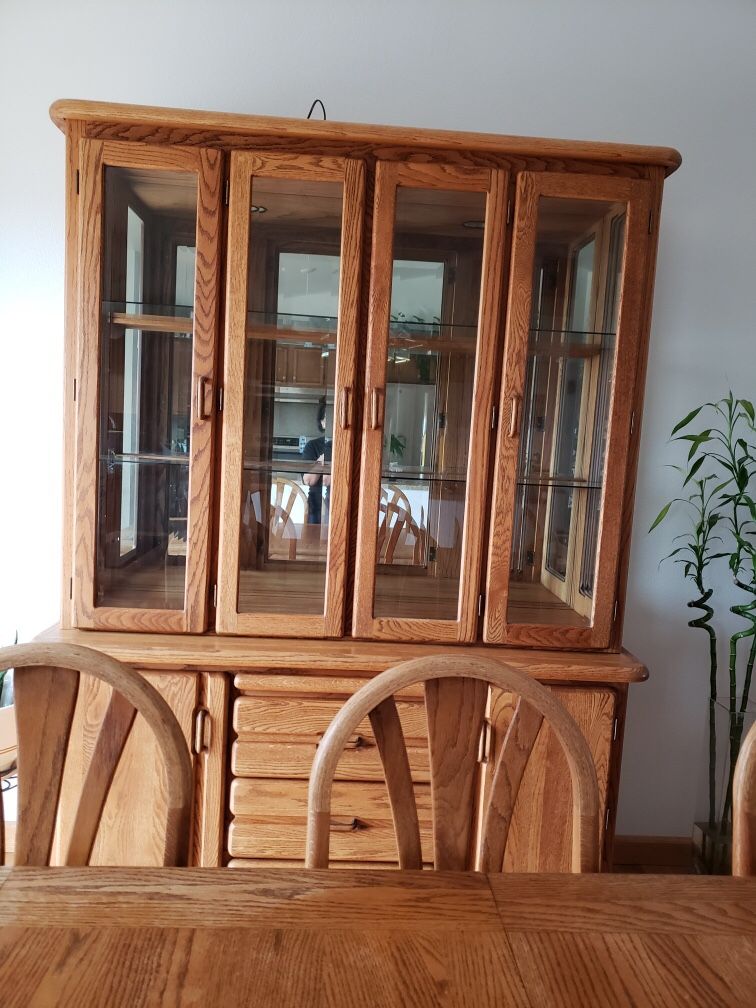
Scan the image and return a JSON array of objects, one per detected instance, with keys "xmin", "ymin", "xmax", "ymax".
[{"xmin": 44, "ymin": 99, "xmax": 680, "ymax": 870}]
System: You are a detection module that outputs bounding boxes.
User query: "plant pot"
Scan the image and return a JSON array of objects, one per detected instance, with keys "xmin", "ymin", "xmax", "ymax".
[
  {"xmin": 694, "ymin": 696, "xmax": 756, "ymax": 874},
  {"xmin": 0, "ymin": 704, "xmax": 16, "ymax": 775}
]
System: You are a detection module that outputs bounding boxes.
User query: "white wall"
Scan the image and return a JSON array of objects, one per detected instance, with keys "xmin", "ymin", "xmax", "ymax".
[{"xmin": 1, "ymin": 0, "xmax": 754, "ymax": 836}]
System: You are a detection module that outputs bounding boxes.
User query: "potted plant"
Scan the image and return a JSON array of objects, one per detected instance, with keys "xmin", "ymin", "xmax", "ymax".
[{"xmin": 650, "ymin": 392, "xmax": 756, "ymax": 871}]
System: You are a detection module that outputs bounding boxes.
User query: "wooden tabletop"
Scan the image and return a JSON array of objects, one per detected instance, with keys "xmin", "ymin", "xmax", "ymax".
[{"xmin": 0, "ymin": 868, "xmax": 753, "ymax": 1006}]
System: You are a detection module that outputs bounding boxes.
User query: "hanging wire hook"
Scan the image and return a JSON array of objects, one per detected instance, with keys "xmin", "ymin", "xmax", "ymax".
[{"xmin": 306, "ymin": 99, "xmax": 327, "ymax": 120}]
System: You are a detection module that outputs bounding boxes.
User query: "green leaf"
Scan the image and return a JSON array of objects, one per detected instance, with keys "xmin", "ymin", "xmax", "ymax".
[
  {"xmin": 688, "ymin": 431, "xmax": 713, "ymax": 461},
  {"xmin": 740, "ymin": 399, "xmax": 755, "ymax": 424},
  {"xmin": 649, "ymin": 501, "xmax": 673, "ymax": 532},
  {"xmin": 683, "ymin": 456, "xmax": 706, "ymax": 487},
  {"xmin": 671, "ymin": 406, "xmax": 704, "ymax": 436}
]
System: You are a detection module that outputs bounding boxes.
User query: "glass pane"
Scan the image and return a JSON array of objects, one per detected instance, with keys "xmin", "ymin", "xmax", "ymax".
[
  {"xmin": 97, "ymin": 166, "xmax": 197, "ymax": 610},
  {"xmin": 238, "ymin": 178, "xmax": 344, "ymax": 615},
  {"xmin": 508, "ymin": 196, "xmax": 626, "ymax": 628},
  {"xmin": 374, "ymin": 186, "xmax": 486, "ymax": 621}
]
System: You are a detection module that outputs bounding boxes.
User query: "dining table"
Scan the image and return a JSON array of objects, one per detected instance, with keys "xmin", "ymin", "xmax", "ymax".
[{"xmin": 0, "ymin": 866, "xmax": 753, "ymax": 1006}]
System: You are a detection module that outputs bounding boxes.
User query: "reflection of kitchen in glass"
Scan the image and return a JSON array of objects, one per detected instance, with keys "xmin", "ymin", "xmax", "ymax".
[
  {"xmin": 374, "ymin": 188, "xmax": 485, "ymax": 622},
  {"xmin": 508, "ymin": 196, "xmax": 626, "ymax": 628},
  {"xmin": 97, "ymin": 166, "xmax": 198, "ymax": 611},
  {"xmin": 238, "ymin": 179, "xmax": 341, "ymax": 615}
]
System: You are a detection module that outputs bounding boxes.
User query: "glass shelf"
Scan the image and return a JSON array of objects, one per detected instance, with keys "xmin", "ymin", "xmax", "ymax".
[
  {"xmin": 381, "ymin": 469, "xmax": 467, "ymax": 484},
  {"xmin": 530, "ymin": 327, "xmax": 617, "ymax": 339},
  {"xmin": 246, "ymin": 310, "xmax": 338, "ymax": 345},
  {"xmin": 103, "ymin": 301, "xmax": 194, "ymax": 334},
  {"xmin": 515, "ymin": 477, "xmax": 603, "ymax": 491},
  {"xmin": 100, "ymin": 452, "xmax": 190, "ymax": 465}
]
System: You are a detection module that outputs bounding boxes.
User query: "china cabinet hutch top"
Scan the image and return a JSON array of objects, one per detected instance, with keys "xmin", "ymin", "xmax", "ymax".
[{"xmin": 52, "ymin": 99, "xmax": 680, "ymax": 653}]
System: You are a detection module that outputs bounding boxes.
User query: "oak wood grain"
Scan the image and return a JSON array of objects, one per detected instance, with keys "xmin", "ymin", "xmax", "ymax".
[
  {"xmin": 0, "ymin": 643, "xmax": 193, "ymax": 867},
  {"xmin": 73, "ymin": 140, "xmax": 221, "ymax": 633},
  {"xmin": 38, "ymin": 625, "xmax": 649, "ymax": 683},
  {"xmin": 485, "ymin": 172, "xmax": 653, "ymax": 649},
  {"xmin": 734, "ymin": 721, "xmax": 756, "ymax": 877},
  {"xmin": 50, "ymin": 98, "xmax": 683, "ymax": 174},
  {"xmin": 0, "ymin": 869, "xmax": 753, "ymax": 1008},
  {"xmin": 307, "ymin": 655, "xmax": 600, "ymax": 871}
]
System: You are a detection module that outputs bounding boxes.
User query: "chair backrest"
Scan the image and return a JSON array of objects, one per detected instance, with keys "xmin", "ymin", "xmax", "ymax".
[
  {"xmin": 306, "ymin": 654, "xmax": 600, "ymax": 872},
  {"xmin": 378, "ymin": 485, "xmax": 428, "ymax": 565},
  {"xmin": 270, "ymin": 476, "xmax": 309, "ymax": 559},
  {"xmin": 733, "ymin": 720, "xmax": 756, "ymax": 877},
  {"xmin": 0, "ymin": 642, "xmax": 193, "ymax": 867}
]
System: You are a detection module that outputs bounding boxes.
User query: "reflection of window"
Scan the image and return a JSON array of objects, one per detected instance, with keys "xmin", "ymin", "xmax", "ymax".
[
  {"xmin": 277, "ymin": 252, "xmax": 340, "ymax": 317},
  {"xmin": 390, "ymin": 260, "xmax": 444, "ymax": 325},
  {"xmin": 120, "ymin": 207, "xmax": 144, "ymax": 556}
]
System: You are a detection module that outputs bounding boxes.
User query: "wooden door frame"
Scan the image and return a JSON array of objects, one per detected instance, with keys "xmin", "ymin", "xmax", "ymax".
[
  {"xmin": 216, "ymin": 152, "xmax": 365, "ymax": 637},
  {"xmin": 484, "ymin": 171, "xmax": 652, "ymax": 648},
  {"xmin": 74, "ymin": 139, "xmax": 222, "ymax": 632},
  {"xmin": 352, "ymin": 162, "xmax": 509, "ymax": 643}
]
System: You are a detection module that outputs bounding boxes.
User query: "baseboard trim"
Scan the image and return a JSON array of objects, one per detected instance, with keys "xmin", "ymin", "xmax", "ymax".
[{"xmin": 613, "ymin": 835, "xmax": 694, "ymax": 869}]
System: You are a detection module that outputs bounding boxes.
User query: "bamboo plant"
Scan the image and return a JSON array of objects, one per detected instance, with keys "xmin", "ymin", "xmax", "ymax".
[{"xmin": 650, "ymin": 392, "xmax": 756, "ymax": 870}]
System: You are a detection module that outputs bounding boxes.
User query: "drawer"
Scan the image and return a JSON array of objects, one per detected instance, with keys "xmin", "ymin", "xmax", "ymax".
[
  {"xmin": 230, "ymin": 779, "xmax": 433, "ymax": 820},
  {"xmin": 234, "ymin": 673, "xmax": 424, "ymax": 701},
  {"xmin": 228, "ymin": 819, "xmax": 434, "ymax": 862},
  {"xmin": 233, "ymin": 695, "xmax": 428, "ymax": 742},
  {"xmin": 228, "ymin": 779, "xmax": 433, "ymax": 863},
  {"xmin": 231, "ymin": 738, "xmax": 431, "ymax": 782}
]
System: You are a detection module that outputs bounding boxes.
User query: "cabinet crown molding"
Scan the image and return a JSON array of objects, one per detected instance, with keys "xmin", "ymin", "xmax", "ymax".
[{"xmin": 50, "ymin": 98, "xmax": 682, "ymax": 175}]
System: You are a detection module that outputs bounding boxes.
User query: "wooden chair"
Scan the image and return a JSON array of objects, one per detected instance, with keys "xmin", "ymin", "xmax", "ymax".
[
  {"xmin": 733, "ymin": 720, "xmax": 756, "ymax": 876},
  {"xmin": 306, "ymin": 654, "xmax": 601, "ymax": 872},
  {"xmin": 270, "ymin": 475, "xmax": 309, "ymax": 560},
  {"xmin": 377, "ymin": 484, "xmax": 428, "ymax": 565},
  {"xmin": 0, "ymin": 642, "xmax": 193, "ymax": 867}
]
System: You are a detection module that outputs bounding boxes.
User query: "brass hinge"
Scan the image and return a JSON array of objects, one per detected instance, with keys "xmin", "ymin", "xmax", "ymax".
[
  {"xmin": 75, "ymin": 169, "xmax": 80, "ymax": 195},
  {"xmin": 478, "ymin": 718, "xmax": 492, "ymax": 763},
  {"xmin": 478, "ymin": 593, "xmax": 485, "ymax": 617},
  {"xmin": 648, "ymin": 210, "xmax": 654, "ymax": 234},
  {"xmin": 613, "ymin": 717, "xmax": 619, "ymax": 742},
  {"xmin": 73, "ymin": 378, "xmax": 77, "ymax": 402},
  {"xmin": 605, "ymin": 805, "xmax": 611, "ymax": 830},
  {"xmin": 629, "ymin": 410, "xmax": 636, "ymax": 435},
  {"xmin": 224, "ymin": 178, "xmax": 230, "ymax": 206},
  {"xmin": 491, "ymin": 404, "xmax": 498, "ymax": 430},
  {"xmin": 217, "ymin": 386, "xmax": 224, "ymax": 412},
  {"xmin": 613, "ymin": 598, "xmax": 619, "ymax": 621},
  {"xmin": 506, "ymin": 199, "xmax": 512, "ymax": 225},
  {"xmin": 69, "ymin": 577, "xmax": 73, "ymax": 599},
  {"xmin": 211, "ymin": 583, "xmax": 218, "ymax": 607},
  {"xmin": 192, "ymin": 706, "xmax": 211, "ymax": 756}
]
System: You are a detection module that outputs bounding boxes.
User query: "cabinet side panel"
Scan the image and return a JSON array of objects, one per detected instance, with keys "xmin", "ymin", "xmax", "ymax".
[{"xmin": 61, "ymin": 122, "xmax": 86, "ymax": 628}]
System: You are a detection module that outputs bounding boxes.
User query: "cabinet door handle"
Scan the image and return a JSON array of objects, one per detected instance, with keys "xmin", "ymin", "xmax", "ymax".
[
  {"xmin": 508, "ymin": 394, "xmax": 521, "ymax": 438},
  {"xmin": 370, "ymin": 387, "xmax": 384, "ymax": 430},
  {"xmin": 192, "ymin": 706, "xmax": 210, "ymax": 755},
  {"xmin": 339, "ymin": 386, "xmax": 353, "ymax": 430},
  {"xmin": 329, "ymin": 816, "xmax": 366, "ymax": 832},
  {"xmin": 196, "ymin": 377, "xmax": 212, "ymax": 421}
]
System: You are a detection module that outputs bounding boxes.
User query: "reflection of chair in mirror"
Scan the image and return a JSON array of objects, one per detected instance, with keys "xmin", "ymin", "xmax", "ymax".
[
  {"xmin": 378, "ymin": 484, "xmax": 428, "ymax": 565},
  {"xmin": 269, "ymin": 476, "xmax": 308, "ymax": 560}
]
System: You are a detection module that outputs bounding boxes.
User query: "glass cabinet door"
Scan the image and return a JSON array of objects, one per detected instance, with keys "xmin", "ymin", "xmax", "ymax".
[
  {"xmin": 216, "ymin": 152, "xmax": 364, "ymax": 636},
  {"xmin": 353, "ymin": 162, "xmax": 508, "ymax": 642},
  {"xmin": 485, "ymin": 172, "xmax": 652, "ymax": 647},
  {"xmin": 74, "ymin": 141, "xmax": 221, "ymax": 632}
]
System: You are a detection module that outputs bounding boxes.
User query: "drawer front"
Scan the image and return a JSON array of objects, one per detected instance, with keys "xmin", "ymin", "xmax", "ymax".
[
  {"xmin": 231, "ymin": 778, "xmax": 432, "ymax": 819},
  {"xmin": 231, "ymin": 738, "xmax": 431, "ymax": 782},
  {"xmin": 228, "ymin": 779, "xmax": 433, "ymax": 863},
  {"xmin": 233, "ymin": 695, "xmax": 428, "ymax": 742},
  {"xmin": 229, "ymin": 678, "xmax": 432, "ymax": 867},
  {"xmin": 228, "ymin": 819, "xmax": 434, "ymax": 862}
]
